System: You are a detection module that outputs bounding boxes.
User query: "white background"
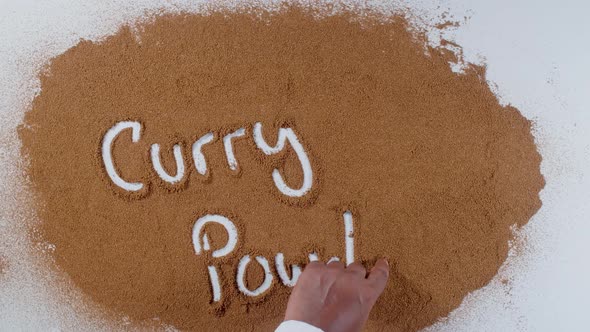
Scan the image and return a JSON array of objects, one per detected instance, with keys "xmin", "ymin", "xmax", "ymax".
[{"xmin": 0, "ymin": 1, "xmax": 589, "ymax": 331}]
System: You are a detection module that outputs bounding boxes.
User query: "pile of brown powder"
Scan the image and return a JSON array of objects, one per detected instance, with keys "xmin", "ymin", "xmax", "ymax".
[{"xmin": 18, "ymin": 5, "xmax": 544, "ymax": 331}]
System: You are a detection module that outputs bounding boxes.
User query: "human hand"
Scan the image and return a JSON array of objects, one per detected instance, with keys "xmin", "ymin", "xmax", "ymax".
[{"xmin": 283, "ymin": 259, "xmax": 390, "ymax": 332}]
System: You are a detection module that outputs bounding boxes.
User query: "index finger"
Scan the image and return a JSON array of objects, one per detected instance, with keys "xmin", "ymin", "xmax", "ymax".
[
  {"xmin": 366, "ymin": 259, "xmax": 389, "ymax": 296},
  {"xmin": 304, "ymin": 261, "xmax": 324, "ymax": 272}
]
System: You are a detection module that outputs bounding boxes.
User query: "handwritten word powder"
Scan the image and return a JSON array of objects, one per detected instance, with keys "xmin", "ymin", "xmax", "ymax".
[{"xmin": 18, "ymin": 5, "xmax": 544, "ymax": 331}]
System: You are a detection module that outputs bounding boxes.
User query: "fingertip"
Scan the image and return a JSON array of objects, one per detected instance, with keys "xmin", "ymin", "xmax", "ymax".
[
  {"xmin": 367, "ymin": 259, "xmax": 390, "ymax": 292},
  {"xmin": 305, "ymin": 261, "xmax": 324, "ymax": 270},
  {"xmin": 375, "ymin": 258, "xmax": 389, "ymax": 274},
  {"xmin": 347, "ymin": 262, "xmax": 367, "ymax": 276},
  {"xmin": 327, "ymin": 260, "xmax": 345, "ymax": 269}
]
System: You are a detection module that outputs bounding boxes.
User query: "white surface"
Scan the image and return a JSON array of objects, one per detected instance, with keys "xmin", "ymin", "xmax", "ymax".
[
  {"xmin": 236, "ymin": 255, "xmax": 274, "ymax": 297},
  {"xmin": 151, "ymin": 143, "xmax": 185, "ymax": 184},
  {"xmin": 207, "ymin": 265, "xmax": 222, "ymax": 303},
  {"xmin": 275, "ymin": 253, "xmax": 303, "ymax": 287},
  {"xmin": 0, "ymin": 0, "xmax": 589, "ymax": 331},
  {"xmin": 253, "ymin": 122, "xmax": 314, "ymax": 197},
  {"xmin": 192, "ymin": 214, "xmax": 239, "ymax": 258},
  {"xmin": 101, "ymin": 121, "xmax": 145, "ymax": 191},
  {"xmin": 192, "ymin": 132, "xmax": 215, "ymax": 175},
  {"xmin": 308, "ymin": 252, "xmax": 320, "ymax": 262},
  {"xmin": 343, "ymin": 211, "xmax": 355, "ymax": 266},
  {"xmin": 223, "ymin": 127, "xmax": 246, "ymax": 171}
]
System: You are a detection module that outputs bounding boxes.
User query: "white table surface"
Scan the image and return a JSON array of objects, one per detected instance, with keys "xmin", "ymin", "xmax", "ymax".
[{"xmin": 1, "ymin": 1, "xmax": 588, "ymax": 331}]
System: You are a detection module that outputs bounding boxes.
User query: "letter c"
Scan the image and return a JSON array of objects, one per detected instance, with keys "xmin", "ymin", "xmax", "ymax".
[{"xmin": 101, "ymin": 121, "xmax": 144, "ymax": 191}]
